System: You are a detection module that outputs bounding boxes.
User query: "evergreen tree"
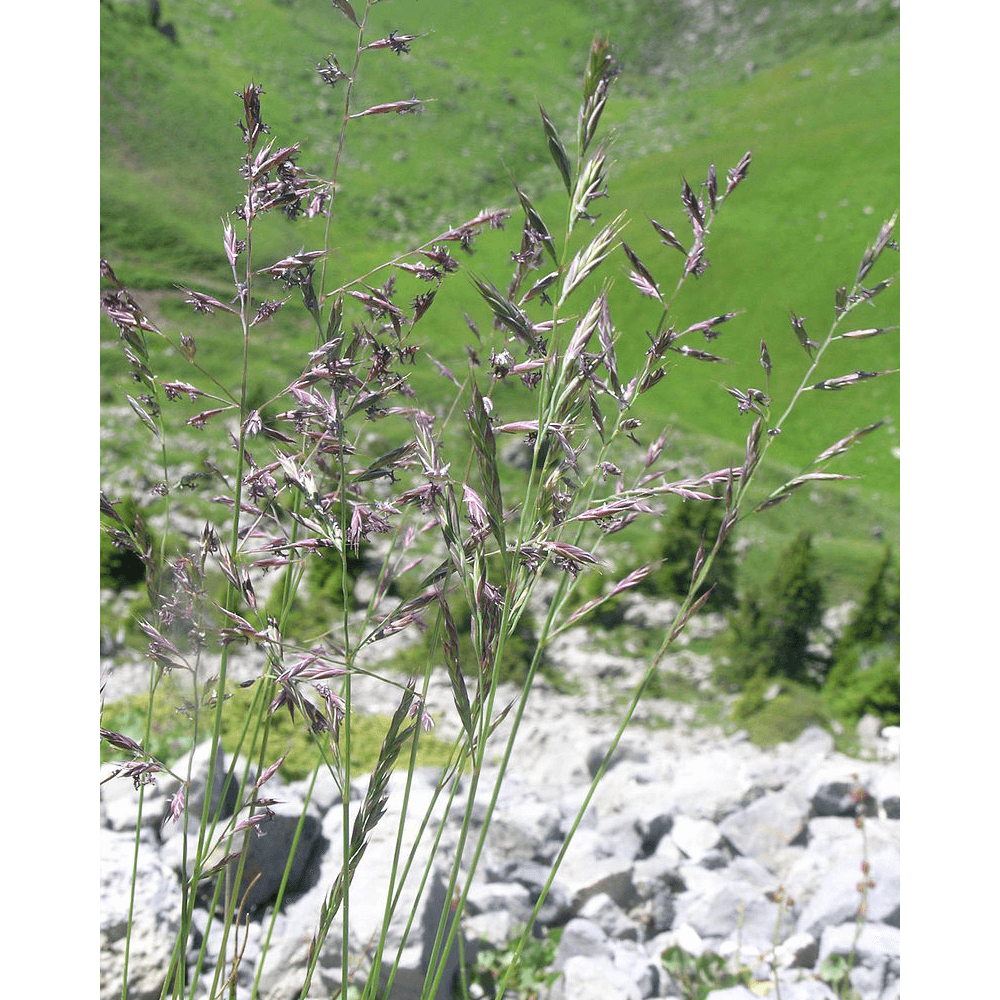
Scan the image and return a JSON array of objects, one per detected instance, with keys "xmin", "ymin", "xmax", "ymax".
[
  {"xmin": 716, "ymin": 585, "xmax": 770, "ymax": 688},
  {"xmin": 641, "ymin": 494, "xmax": 738, "ymax": 610},
  {"xmin": 765, "ymin": 531, "xmax": 824, "ymax": 684},
  {"xmin": 825, "ymin": 545, "xmax": 900, "ymax": 727},
  {"xmin": 719, "ymin": 530, "xmax": 824, "ymax": 688},
  {"xmin": 834, "ymin": 545, "xmax": 899, "ymax": 654}
]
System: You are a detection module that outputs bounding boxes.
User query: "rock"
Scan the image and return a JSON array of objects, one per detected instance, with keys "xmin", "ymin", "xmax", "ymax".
[
  {"xmin": 797, "ymin": 847, "xmax": 900, "ymax": 939},
  {"xmin": 550, "ymin": 954, "xmax": 641, "ymax": 1000},
  {"xmin": 856, "ymin": 714, "xmax": 883, "ymax": 751},
  {"xmin": 580, "ymin": 892, "xmax": 641, "ymax": 940},
  {"xmin": 671, "ymin": 815, "xmax": 722, "ymax": 862},
  {"xmin": 100, "ymin": 679, "xmax": 901, "ymax": 999},
  {"xmin": 101, "ymin": 828, "xmax": 183, "ymax": 1000},
  {"xmin": 818, "ymin": 920, "xmax": 900, "ymax": 1000},
  {"xmin": 718, "ymin": 789, "xmax": 809, "ymax": 863}
]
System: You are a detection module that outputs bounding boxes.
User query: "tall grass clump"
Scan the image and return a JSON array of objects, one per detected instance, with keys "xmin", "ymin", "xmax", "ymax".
[{"xmin": 100, "ymin": 2, "xmax": 898, "ymax": 997}]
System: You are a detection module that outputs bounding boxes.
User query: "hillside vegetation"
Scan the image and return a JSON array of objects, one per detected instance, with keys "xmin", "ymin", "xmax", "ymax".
[{"xmin": 100, "ymin": 0, "xmax": 899, "ymax": 602}]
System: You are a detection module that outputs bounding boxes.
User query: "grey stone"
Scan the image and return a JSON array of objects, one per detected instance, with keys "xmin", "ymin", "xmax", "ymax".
[
  {"xmin": 667, "ymin": 751, "xmax": 756, "ymax": 821},
  {"xmin": 551, "ymin": 917, "xmax": 613, "ymax": 969},
  {"xmin": 549, "ymin": 954, "xmax": 640, "ymax": 1000},
  {"xmin": 101, "ymin": 828, "xmax": 183, "ymax": 1000},
  {"xmin": 671, "ymin": 815, "xmax": 722, "ymax": 861},
  {"xmin": 719, "ymin": 789, "xmax": 809, "ymax": 862},
  {"xmin": 100, "ymin": 665, "xmax": 902, "ymax": 998},
  {"xmin": 796, "ymin": 847, "xmax": 899, "ymax": 939},
  {"xmin": 702, "ymin": 987, "xmax": 757, "ymax": 1000},
  {"xmin": 580, "ymin": 892, "xmax": 640, "ymax": 940}
]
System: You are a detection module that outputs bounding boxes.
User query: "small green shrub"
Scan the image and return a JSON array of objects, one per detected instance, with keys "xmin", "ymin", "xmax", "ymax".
[
  {"xmin": 460, "ymin": 925, "xmax": 562, "ymax": 1000},
  {"xmin": 101, "ymin": 531, "xmax": 147, "ymax": 590},
  {"xmin": 660, "ymin": 943, "xmax": 752, "ymax": 1000},
  {"xmin": 818, "ymin": 954, "xmax": 863, "ymax": 1000},
  {"xmin": 737, "ymin": 682, "xmax": 832, "ymax": 748},
  {"xmin": 311, "ymin": 545, "xmax": 371, "ymax": 605},
  {"xmin": 846, "ymin": 548, "xmax": 898, "ymax": 645},
  {"xmin": 730, "ymin": 669, "xmax": 770, "ymax": 722},
  {"xmin": 825, "ymin": 646, "xmax": 900, "ymax": 729},
  {"xmin": 100, "ymin": 687, "xmax": 192, "ymax": 769}
]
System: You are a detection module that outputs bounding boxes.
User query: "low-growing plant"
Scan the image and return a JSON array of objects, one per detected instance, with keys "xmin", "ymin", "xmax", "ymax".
[
  {"xmin": 735, "ymin": 682, "xmax": 833, "ymax": 748},
  {"xmin": 458, "ymin": 925, "xmax": 562, "ymax": 1000},
  {"xmin": 660, "ymin": 942, "xmax": 753, "ymax": 1000},
  {"xmin": 100, "ymin": 685, "xmax": 191, "ymax": 770},
  {"xmin": 825, "ymin": 645, "xmax": 900, "ymax": 731},
  {"xmin": 99, "ymin": 3, "xmax": 898, "ymax": 998},
  {"xmin": 101, "ymin": 680, "xmax": 458, "ymax": 782},
  {"xmin": 818, "ymin": 955, "xmax": 862, "ymax": 1000}
]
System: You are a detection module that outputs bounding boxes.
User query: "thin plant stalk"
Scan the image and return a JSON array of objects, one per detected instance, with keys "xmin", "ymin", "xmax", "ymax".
[{"xmin": 100, "ymin": 9, "xmax": 897, "ymax": 998}]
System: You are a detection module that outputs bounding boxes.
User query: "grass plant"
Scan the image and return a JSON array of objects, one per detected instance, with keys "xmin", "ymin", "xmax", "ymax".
[{"xmin": 100, "ymin": 3, "xmax": 898, "ymax": 997}]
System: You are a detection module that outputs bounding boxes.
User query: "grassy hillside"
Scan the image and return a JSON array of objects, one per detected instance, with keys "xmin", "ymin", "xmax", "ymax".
[
  {"xmin": 100, "ymin": 0, "xmax": 899, "ymax": 602},
  {"xmin": 101, "ymin": 0, "xmax": 899, "ymax": 277}
]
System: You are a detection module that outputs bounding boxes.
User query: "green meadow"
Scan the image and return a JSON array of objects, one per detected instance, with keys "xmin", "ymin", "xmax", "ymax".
[{"xmin": 101, "ymin": 0, "xmax": 899, "ymax": 604}]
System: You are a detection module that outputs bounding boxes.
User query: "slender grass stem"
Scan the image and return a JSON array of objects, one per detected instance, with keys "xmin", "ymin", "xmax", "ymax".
[{"xmin": 101, "ymin": 12, "xmax": 898, "ymax": 998}]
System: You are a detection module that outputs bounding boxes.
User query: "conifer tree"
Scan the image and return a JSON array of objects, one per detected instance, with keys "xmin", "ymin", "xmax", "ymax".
[
  {"xmin": 719, "ymin": 530, "xmax": 824, "ymax": 687},
  {"xmin": 825, "ymin": 545, "xmax": 900, "ymax": 726},
  {"xmin": 834, "ymin": 544, "xmax": 899, "ymax": 654},
  {"xmin": 642, "ymin": 494, "xmax": 738, "ymax": 610},
  {"xmin": 766, "ymin": 530, "xmax": 824, "ymax": 684}
]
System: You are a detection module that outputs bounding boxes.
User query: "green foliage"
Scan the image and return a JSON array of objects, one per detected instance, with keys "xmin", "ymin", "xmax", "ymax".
[
  {"xmin": 763, "ymin": 531, "xmax": 825, "ymax": 682},
  {"xmin": 101, "ymin": 0, "xmax": 155, "ymax": 30},
  {"xmin": 825, "ymin": 649, "xmax": 899, "ymax": 730},
  {"xmin": 818, "ymin": 953, "xmax": 863, "ymax": 1000},
  {"xmin": 639, "ymin": 494, "xmax": 738, "ymax": 610},
  {"xmin": 729, "ymin": 669, "xmax": 771, "ymax": 722},
  {"xmin": 100, "ymin": 528, "xmax": 147, "ymax": 592},
  {"xmin": 100, "ymin": 686, "xmax": 191, "ymax": 769},
  {"xmin": 835, "ymin": 545, "xmax": 900, "ymax": 652},
  {"xmin": 461, "ymin": 926, "xmax": 562, "ymax": 1000},
  {"xmin": 736, "ymin": 682, "xmax": 832, "ymax": 748},
  {"xmin": 823, "ymin": 546, "xmax": 900, "ymax": 729},
  {"xmin": 101, "ymin": 682, "xmax": 459, "ymax": 781},
  {"xmin": 100, "ymin": 495, "xmax": 149, "ymax": 591},
  {"xmin": 660, "ymin": 944, "xmax": 753, "ymax": 1000},
  {"xmin": 265, "ymin": 545, "xmax": 376, "ymax": 641},
  {"xmin": 720, "ymin": 530, "xmax": 824, "ymax": 688},
  {"xmin": 310, "ymin": 545, "xmax": 370, "ymax": 606}
]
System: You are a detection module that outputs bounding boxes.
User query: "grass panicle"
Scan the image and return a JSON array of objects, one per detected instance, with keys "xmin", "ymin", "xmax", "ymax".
[{"xmin": 100, "ymin": 4, "xmax": 898, "ymax": 997}]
